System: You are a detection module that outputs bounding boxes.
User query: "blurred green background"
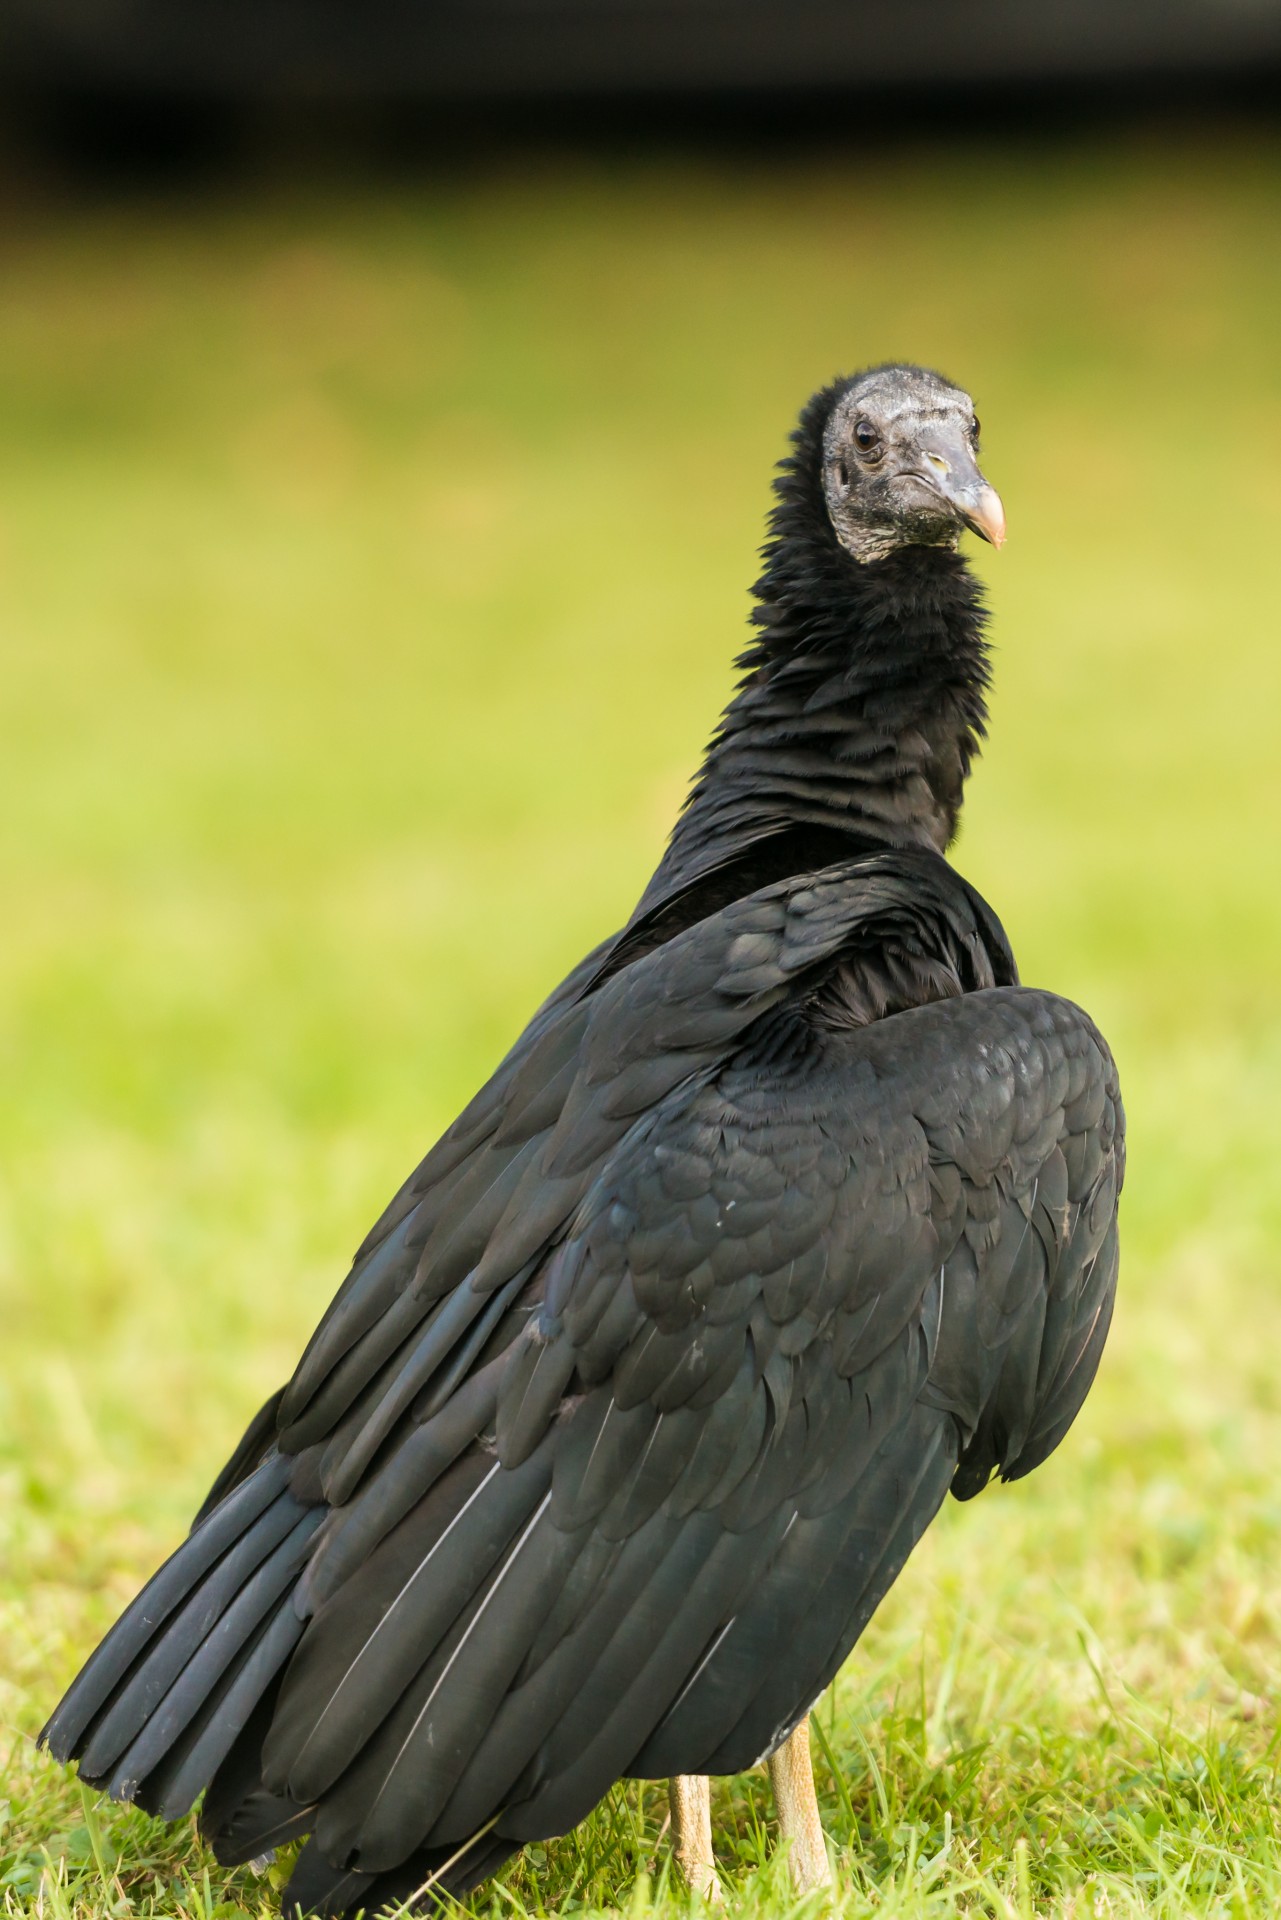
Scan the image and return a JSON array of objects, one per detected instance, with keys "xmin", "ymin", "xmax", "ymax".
[{"xmin": 2, "ymin": 126, "xmax": 1280, "ymax": 1915}]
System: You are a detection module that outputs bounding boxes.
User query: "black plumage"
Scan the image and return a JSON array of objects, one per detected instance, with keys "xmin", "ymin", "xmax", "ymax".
[{"xmin": 42, "ymin": 364, "xmax": 1123, "ymax": 1915}]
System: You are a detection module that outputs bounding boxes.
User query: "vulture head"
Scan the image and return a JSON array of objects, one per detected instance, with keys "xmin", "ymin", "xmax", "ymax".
[{"xmin": 821, "ymin": 363, "xmax": 1006, "ymax": 564}]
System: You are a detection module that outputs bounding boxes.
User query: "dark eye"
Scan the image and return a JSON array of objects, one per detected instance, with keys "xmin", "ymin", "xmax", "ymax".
[
  {"xmin": 853, "ymin": 419, "xmax": 880, "ymax": 453},
  {"xmin": 970, "ymin": 416, "xmax": 981, "ymax": 445}
]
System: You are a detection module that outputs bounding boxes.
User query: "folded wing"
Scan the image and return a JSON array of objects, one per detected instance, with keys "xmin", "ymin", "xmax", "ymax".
[{"xmin": 41, "ymin": 855, "xmax": 1122, "ymax": 1915}]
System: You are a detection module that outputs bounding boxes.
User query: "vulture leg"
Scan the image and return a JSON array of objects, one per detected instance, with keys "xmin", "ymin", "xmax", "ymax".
[
  {"xmin": 767, "ymin": 1718, "xmax": 831, "ymax": 1895},
  {"xmin": 668, "ymin": 1774, "xmax": 722, "ymax": 1903}
]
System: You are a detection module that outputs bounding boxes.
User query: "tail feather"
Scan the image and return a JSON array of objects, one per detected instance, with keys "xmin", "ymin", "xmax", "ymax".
[
  {"xmin": 282, "ymin": 1828, "xmax": 519, "ymax": 1919},
  {"xmin": 192, "ymin": 1389, "xmax": 287, "ymax": 1528},
  {"xmin": 136, "ymin": 1525, "xmax": 322, "ymax": 1820},
  {"xmin": 208, "ymin": 1787, "xmax": 316, "ymax": 1869},
  {"xmin": 40, "ymin": 1455, "xmax": 317, "ymax": 1825},
  {"xmin": 79, "ymin": 1496, "xmax": 312, "ymax": 1784},
  {"xmin": 199, "ymin": 1679, "xmax": 301, "ymax": 1852},
  {"xmin": 42, "ymin": 1455, "xmax": 295, "ymax": 1765}
]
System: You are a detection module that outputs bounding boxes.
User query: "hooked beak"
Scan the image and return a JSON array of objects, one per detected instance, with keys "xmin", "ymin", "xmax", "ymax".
[
  {"xmin": 957, "ymin": 482, "xmax": 1006, "ymax": 549},
  {"xmin": 915, "ymin": 437, "xmax": 1006, "ymax": 549}
]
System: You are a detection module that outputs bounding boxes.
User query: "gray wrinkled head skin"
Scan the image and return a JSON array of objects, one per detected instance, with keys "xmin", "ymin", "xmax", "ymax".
[{"xmin": 822, "ymin": 364, "xmax": 1005, "ymax": 565}]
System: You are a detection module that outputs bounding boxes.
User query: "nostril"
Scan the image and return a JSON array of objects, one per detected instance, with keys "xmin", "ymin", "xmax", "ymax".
[{"xmin": 925, "ymin": 452, "xmax": 949, "ymax": 475}]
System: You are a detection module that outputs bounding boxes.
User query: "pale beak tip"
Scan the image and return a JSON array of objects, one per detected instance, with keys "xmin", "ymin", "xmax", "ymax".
[{"xmin": 972, "ymin": 486, "xmax": 1006, "ymax": 551}]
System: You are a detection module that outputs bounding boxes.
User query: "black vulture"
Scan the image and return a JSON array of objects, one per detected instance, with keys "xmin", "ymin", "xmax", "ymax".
[{"xmin": 42, "ymin": 364, "xmax": 1124, "ymax": 1913}]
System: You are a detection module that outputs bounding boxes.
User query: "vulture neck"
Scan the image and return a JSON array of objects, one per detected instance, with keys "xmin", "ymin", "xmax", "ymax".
[{"xmin": 637, "ymin": 407, "xmax": 991, "ymax": 924}]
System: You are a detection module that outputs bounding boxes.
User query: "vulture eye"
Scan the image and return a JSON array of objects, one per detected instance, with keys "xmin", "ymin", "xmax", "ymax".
[
  {"xmin": 970, "ymin": 416, "xmax": 981, "ymax": 445},
  {"xmin": 853, "ymin": 419, "xmax": 880, "ymax": 454}
]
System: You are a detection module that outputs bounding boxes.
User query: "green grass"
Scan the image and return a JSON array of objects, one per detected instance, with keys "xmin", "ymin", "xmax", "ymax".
[{"xmin": 3, "ymin": 125, "xmax": 1281, "ymax": 1918}]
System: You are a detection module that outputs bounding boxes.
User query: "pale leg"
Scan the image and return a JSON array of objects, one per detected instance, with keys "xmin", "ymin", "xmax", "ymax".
[
  {"xmin": 668, "ymin": 1775, "xmax": 722, "ymax": 1902},
  {"xmin": 766, "ymin": 1718, "xmax": 832, "ymax": 1894}
]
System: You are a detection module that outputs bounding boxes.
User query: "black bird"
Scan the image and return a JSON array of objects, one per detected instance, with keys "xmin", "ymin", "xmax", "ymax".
[{"xmin": 43, "ymin": 364, "xmax": 1123, "ymax": 1913}]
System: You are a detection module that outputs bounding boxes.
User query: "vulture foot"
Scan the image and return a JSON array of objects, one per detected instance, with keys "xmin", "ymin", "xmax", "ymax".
[
  {"xmin": 669, "ymin": 1773, "xmax": 723, "ymax": 1903},
  {"xmin": 767, "ymin": 1718, "xmax": 833, "ymax": 1895},
  {"xmin": 669, "ymin": 1718, "xmax": 832, "ymax": 1903}
]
